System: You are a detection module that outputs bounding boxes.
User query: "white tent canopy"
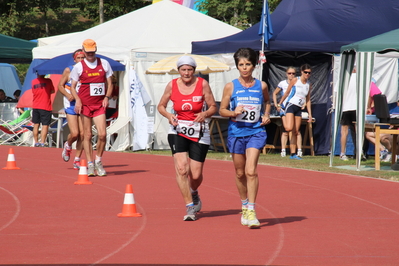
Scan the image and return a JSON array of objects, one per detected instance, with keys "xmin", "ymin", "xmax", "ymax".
[
  {"xmin": 33, "ymin": 0, "xmax": 240, "ymax": 59},
  {"xmin": 32, "ymin": 0, "xmax": 241, "ymax": 151},
  {"xmin": 331, "ymin": 28, "xmax": 399, "ymax": 170}
]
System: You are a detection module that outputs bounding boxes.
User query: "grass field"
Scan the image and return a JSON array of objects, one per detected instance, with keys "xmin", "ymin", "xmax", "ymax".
[{"xmin": 133, "ymin": 149, "xmax": 399, "ymax": 182}]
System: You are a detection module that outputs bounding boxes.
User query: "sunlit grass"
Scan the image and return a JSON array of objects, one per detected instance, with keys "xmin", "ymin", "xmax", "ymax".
[{"xmin": 132, "ymin": 149, "xmax": 399, "ymax": 182}]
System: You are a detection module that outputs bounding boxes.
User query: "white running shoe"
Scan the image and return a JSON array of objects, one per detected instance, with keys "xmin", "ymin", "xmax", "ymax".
[
  {"xmin": 183, "ymin": 206, "xmax": 197, "ymax": 221},
  {"xmin": 62, "ymin": 141, "xmax": 71, "ymax": 162},
  {"xmin": 340, "ymin": 154, "xmax": 349, "ymax": 161},
  {"xmin": 281, "ymin": 150, "xmax": 286, "ymax": 157},
  {"xmin": 297, "ymin": 150, "xmax": 303, "ymax": 157},
  {"xmin": 382, "ymin": 153, "xmax": 392, "ymax": 162},
  {"xmin": 95, "ymin": 161, "xmax": 107, "ymax": 176}
]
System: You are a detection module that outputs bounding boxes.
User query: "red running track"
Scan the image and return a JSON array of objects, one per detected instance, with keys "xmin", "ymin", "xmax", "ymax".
[{"xmin": 1, "ymin": 145, "xmax": 399, "ymax": 265}]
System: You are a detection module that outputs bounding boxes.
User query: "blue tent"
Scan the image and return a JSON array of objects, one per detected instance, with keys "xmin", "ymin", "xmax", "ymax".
[
  {"xmin": 191, "ymin": 0, "xmax": 399, "ymax": 156},
  {"xmin": 22, "ymin": 54, "xmax": 125, "ymax": 96},
  {"xmin": 33, "ymin": 53, "xmax": 125, "ymax": 75},
  {"xmin": 192, "ymin": 0, "xmax": 399, "ymax": 54}
]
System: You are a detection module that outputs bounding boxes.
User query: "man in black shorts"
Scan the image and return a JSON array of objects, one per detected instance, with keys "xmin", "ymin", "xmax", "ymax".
[{"xmin": 340, "ymin": 110, "xmax": 356, "ymax": 161}]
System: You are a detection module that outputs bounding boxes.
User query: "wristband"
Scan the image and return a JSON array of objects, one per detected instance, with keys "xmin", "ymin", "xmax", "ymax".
[{"xmin": 105, "ymin": 96, "xmax": 111, "ymax": 100}]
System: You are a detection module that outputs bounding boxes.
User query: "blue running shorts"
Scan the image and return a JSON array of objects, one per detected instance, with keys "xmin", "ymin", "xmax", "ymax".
[{"xmin": 227, "ymin": 130, "xmax": 267, "ymax": 154}]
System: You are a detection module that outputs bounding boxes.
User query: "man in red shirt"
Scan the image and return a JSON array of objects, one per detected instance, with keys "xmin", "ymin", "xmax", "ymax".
[
  {"xmin": 31, "ymin": 73, "xmax": 55, "ymax": 147},
  {"xmin": 69, "ymin": 39, "xmax": 113, "ymax": 176}
]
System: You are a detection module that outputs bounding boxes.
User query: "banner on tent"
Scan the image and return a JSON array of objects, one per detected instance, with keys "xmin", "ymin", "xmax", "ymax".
[
  {"xmin": 152, "ymin": 0, "xmax": 199, "ymax": 9},
  {"xmin": 129, "ymin": 69, "xmax": 151, "ymax": 151}
]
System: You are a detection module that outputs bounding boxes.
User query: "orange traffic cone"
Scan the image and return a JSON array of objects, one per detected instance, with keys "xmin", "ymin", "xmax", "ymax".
[
  {"xmin": 74, "ymin": 159, "xmax": 93, "ymax": 185},
  {"xmin": 3, "ymin": 148, "xmax": 20, "ymax": 170},
  {"xmin": 117, "ymin": 184, "xmax": 142, "ymax": 217}
]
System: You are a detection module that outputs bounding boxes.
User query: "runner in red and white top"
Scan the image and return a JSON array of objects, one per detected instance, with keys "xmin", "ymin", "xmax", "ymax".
[
  {"xmin": 69, "ymin": 39, "xmax": 113, "ymax": 177},
  {"xmin": 158, "ymin": 55, "xmax": 217, "ymax": 221}
]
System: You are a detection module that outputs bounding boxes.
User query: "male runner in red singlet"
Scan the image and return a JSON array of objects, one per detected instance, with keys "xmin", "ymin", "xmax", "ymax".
[{"xmin": 69, "ymin": 39, "xmax": 113, "ymax": 176}]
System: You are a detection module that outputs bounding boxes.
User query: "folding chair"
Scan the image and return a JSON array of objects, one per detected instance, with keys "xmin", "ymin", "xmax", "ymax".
[
  {"xmin": 0, "ymin": 123, "xmax": 33, "ymax": 146},
  {"xmin": 0, "ymin": 110, "xmax": 31, "ymax": 130},
  {"xmin": 0, "ymin": 110, "xmax": 32, "ymax": 146},
  {"xmin": 92, "ymin": 117, "xmax": 130, "ymax": 151},
  {"xmin": 47, "ymin": 116, "xmax": 68, "ymax": 148}
]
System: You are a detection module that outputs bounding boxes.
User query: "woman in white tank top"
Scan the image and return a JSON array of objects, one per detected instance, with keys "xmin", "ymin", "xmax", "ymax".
[{"xmin": 278, "ymin": 64, "xmax": 313, "ymax": 159}]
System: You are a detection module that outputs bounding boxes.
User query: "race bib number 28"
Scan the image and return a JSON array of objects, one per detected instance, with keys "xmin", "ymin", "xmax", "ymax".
[
  {"xmin": 90, "ymin": 83, "xmax": 105, "ymax": 96},
  {"xmin": 235, "ymin": 104, "xmax": 261, "ymax": 123}
]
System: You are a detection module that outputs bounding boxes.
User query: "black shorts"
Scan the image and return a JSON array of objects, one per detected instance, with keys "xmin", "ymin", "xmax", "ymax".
[
  {"xmin": 168, "ymin": 134, "xmax": 209, "ymax": 163},
  {"xmin": 285, "ymin": 104, "xmax": 302, "ymax": 117},
  {"xmin": 32, "ymin": 109, "xmax": 52, "ymax": 126},
  {"xmin": 341, "ymin": 110, "xmax": 356, "ymax": 126}
]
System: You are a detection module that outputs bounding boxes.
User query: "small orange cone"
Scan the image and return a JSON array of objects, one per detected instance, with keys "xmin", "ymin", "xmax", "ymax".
[
  {"xmin": 74, "ymin": 159, "xmax": 93, "ymax": 185},
  {"xmin": 118, "ymin": 184, "xmax": 142, "ymax": 217},
  {"xmin": 3, "ymin": 148, "xmax": 20, "ymax": 170}
]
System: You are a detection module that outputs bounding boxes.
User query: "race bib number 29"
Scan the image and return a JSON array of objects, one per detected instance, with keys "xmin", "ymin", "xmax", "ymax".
[{"xmin": 90, "ymin": 83, "xmax": 105, "ymax": 96}]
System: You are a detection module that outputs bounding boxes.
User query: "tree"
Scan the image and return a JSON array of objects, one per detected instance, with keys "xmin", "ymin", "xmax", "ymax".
[
  {"xmin": 196, "ymin": 0, "xmax": 282, "ymax": 29},
  {"xmin": 67, "ymin": 0, "xmax": 150, "ymax": 22}
]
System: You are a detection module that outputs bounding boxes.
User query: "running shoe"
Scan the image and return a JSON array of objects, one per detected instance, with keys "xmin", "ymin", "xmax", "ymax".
[
  {"xmin": 247, "ymin": 209, "xmax": 260, "ymax": 228},
  {"xmin": 73, "ymin": 160, "xmax": 81, "ymax": 170},
  {"xmin": 380, "ymin": 149, "xmax": 389, "ymax": 159},
  {"xmin": 290, "ymin": 154, "xmax": 302, "ymax": 160},
  {"xmin": 280, "ymin": 150, "xmax": 286, "ymax": 157},
  {"xmin": 241, "ymin": 207, "xmax": 248, "ymax": 226},
  {"xmin": 382, "ymin": 153, "xmax": 392, "ymax": 163},
  {"xmin": 95, "ymin": 161, "xmax": 107, "ymax": 176},
  {"xmin": 34, "ymin": 143, "xmax": 41, "ymax": 147},
  {"xmin": 62, "ymin": 141, "xmax": 71, "ymax": 162},
  {"xmin": 340, "ymin": 154, "xmax": 349, "ymax": 161},
  {"xmin": 183, "ymin": 205, "xmax": 197, "ymax": 221},
  {"xmin": 87, "ymin": 163, "xmax": 96, "ymax": 177},
  {"xmin": 192, "ymin": 191, "xmax": 202, "ymax": 212},
  {"xmin": 297, "ymin": 150, "xmax": 303, "ymax": 157}
]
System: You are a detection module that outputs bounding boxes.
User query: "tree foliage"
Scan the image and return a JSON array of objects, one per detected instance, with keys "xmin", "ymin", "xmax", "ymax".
[
  {"xmin": 0, "ymin": 0, "xmax": 151, "ymax": 39},
  {"xmin": 63, "ymin": 0, "xmax": 150, "ymax": 22},
  {"xmin": 196, "ymin": 0, "xmax": 282, "ymax": 29},
  {"xmin": 0, "ymin": 0, "xmax": 281, "ymax": 40}
]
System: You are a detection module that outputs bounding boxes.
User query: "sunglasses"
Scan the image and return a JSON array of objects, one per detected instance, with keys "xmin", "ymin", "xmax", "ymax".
[
  {"xmin": 287, "ymin": 72, "xmax": 295, "ymax": 75},
  {"xmin": 303, "ymin": 71, "xmax": 311, "ymax": 74}
]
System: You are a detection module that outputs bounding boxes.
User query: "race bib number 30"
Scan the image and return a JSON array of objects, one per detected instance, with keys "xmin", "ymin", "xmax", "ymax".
[
  {"xmin": 236, "ymin": 104, "xmax": 261, "ymax": 123},
  {"xmin": 176, "ymin": 120, "xmax": 201, "ymax": 138},
  {"xmin": 90, "ymin": 83, "xmax": 105, "ymax": 96}
]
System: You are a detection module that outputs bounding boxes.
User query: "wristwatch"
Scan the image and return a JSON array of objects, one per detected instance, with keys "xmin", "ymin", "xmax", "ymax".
[{"xmin": 105, "ymin": 96, "xmax": 111, "ymax": 100}]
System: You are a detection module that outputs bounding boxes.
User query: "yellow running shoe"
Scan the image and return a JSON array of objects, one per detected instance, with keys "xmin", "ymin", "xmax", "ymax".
[
  {"xmin": 247, "ymin": 209, "xmax": 260, "ymax": 228},
  {"xmin": 241, "ymin": 207, "xmax": 248, "ymax": 226}
]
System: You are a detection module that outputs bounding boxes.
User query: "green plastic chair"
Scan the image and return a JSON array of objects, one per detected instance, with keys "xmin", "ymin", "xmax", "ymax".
[{"xmin": 2, "ymin": 110, "xmax": 32, "ymax": 128}]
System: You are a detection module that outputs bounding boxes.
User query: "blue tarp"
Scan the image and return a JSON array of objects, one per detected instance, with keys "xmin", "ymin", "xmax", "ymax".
[
  {"xmin": 192, "ymin": 0, "xmax": 399, "ymax": 54},
  {"xmin": 0, "ymin": 63, "xmax": 22, "ymax": 98}
]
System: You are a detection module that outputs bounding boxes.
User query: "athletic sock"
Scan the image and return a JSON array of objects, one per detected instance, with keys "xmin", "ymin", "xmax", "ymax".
[
  {"xmin": 248, "ymin": 202, "xmax": 255, "ymax": 211},
  {"xmin": 74, "ymin": 157, "xmax": 80, "ymax": 162},
  {"xmin": 241, "ymin": 198, "xmax": 249, "ymax": 208},
  {"xmin": 186, "ymin": 202, "xmax": 194, "ymax": 207},
  {"xmin": 95, "ymin": 155, "xmax": 101, "ymax": 163}
]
